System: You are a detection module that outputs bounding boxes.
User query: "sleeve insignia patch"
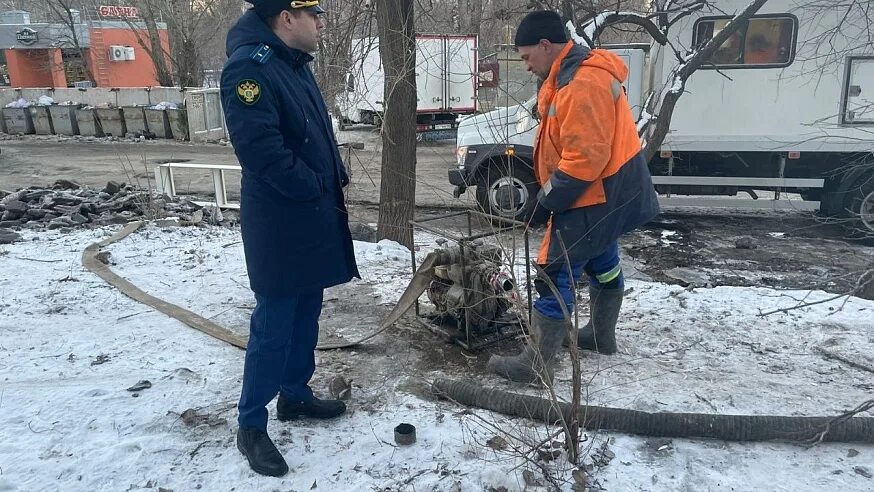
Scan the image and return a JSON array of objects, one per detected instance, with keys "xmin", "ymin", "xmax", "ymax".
[{"xmin": 236, "ymin": 79, "xmax": 261, "ymax": 105}]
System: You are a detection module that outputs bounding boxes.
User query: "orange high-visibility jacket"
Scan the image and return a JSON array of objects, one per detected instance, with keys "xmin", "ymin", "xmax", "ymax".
[{"xmin": 534, "ymin": 43, "xmax": 659, "ymax": 266}]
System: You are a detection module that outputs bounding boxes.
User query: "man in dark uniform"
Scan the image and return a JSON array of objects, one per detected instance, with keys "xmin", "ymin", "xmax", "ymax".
[{"xmin": 220, "ymin": 0, "xmax": 360, "ymax": 477}]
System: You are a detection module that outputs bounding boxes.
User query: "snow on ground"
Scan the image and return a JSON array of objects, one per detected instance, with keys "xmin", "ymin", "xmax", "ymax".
[
  {"xmin": 1, "ymin": 224, "xmax": 873, "ymax": 491},
  {"xmin": 102, "ymin": 225, "xmax": 417, "ymax": 340}
]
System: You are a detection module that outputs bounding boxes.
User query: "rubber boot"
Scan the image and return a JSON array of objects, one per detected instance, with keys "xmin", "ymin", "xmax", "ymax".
[
  {"xmin": 574, "ymin": 286, "xmax": 623, "ymax": 354},
  {"xmin": 487, "ymin": 309, "xmax": 568, "ymax": 385}
]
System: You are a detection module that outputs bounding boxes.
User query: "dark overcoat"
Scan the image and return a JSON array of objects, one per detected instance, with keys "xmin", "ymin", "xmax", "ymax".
[{"xmin": 221, "ymin": 10, "xmax": 359, "ymax": 296}]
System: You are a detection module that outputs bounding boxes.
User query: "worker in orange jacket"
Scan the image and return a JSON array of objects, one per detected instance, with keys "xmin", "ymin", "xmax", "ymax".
[{"xmin": 489, "ymin": 10, "xmax": 660, "ymax": 384}]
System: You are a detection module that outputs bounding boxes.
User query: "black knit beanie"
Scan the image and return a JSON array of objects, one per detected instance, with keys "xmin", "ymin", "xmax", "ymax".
[{"xmin": 514, "ymin": 10, "xmax": 568, "ymax": 47}]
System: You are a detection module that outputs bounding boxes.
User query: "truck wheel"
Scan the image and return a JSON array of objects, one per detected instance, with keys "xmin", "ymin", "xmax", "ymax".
[
  {"xmin": 475, "ymin": 158, "xmax": 543, "ymax": 224},
  {"xmin": 846, "ymin": 171, "xmax": 874, "ymax": 240}
]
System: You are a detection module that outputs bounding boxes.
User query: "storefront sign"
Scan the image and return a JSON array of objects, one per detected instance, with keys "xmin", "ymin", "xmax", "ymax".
[
  {"xmin": 98, "ymin": 5, "xmax": 140, "ymax": 18},
  {"xmin": 15, "ymin": 28, "xmax": 38, "ymax": 45}
]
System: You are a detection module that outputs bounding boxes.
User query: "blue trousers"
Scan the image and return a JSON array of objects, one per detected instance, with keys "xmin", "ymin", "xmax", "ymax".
[
  {"xmin": 238, "ymin": 290, "xmax": 323, "ymax": 431},
  {"xmin": 534, "ymin": 241, "xmax": 623, "ymax": 320}
]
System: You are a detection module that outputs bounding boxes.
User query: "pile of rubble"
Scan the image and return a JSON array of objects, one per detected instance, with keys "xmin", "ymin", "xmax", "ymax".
[{"xmin": 0, "ymin": 180, "xmax": 231, "ymax": 244}]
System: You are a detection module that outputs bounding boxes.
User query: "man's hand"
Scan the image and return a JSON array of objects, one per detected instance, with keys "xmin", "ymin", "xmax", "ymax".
[{"xmin": 537, "ymin": 171, "xmax": 590, "ymax": 214}]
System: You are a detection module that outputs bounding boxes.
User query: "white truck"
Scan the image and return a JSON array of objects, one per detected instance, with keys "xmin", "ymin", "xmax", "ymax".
[
  {"xmin": 449, "ymin": 0, "xmax": 874, "ymax": 234},
  {"xmin": 337, "ymin": 35, "xmax": 479, "ymax": 134}
]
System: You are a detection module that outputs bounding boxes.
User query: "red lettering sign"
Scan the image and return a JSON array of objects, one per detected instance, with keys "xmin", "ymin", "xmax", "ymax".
[{"xmin": 98, "ymin": 6, "xmax": 139, "ymax": 18}]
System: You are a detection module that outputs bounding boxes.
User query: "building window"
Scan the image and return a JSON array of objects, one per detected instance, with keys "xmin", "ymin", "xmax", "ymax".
[
  {"xmin": 694, "ymin": 15, "xmax": 797, "ymax": 69},
  {"xmin": 0, "ymin": 51, "xmax": 9, "ymax": 87},
  {"xmin": 62, "ymin": 49, "xmax": 89, "ymax": 87}
]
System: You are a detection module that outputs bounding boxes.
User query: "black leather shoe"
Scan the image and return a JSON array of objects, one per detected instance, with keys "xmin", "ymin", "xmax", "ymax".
[
  {"xmin": 277, "ymin": 396, "xmax": 346, "ymax": 421},
  {"xmin": 236, "ymin": 427, "xmax": 289, "ymax": 477}
]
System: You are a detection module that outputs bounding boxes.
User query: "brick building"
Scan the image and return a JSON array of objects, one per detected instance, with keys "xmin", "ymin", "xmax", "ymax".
[{"xmin": 0, "ymin": 8, "xmax": 170, "ymax": 88}]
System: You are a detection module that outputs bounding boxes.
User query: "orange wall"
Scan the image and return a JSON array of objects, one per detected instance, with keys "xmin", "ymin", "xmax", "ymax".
[
  {"xmin": 87, "ymin": 27, "xmax": 171, "ymax": 87},
  {"xmin": 3, "ymin": 27, "xmax": 171, "ymax": 88},
  {"xmin": 6, "ymin": 49, "xmax": 67, "ymax": 88}
]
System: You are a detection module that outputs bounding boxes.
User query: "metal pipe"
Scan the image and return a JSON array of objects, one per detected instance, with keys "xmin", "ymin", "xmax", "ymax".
[
  {"xmin": 459, "ymin": 241, "xmax": 471, "ymax": 347},
  {"xmin": 777, "ymin": 154, "xmax": 787, "ymax": 200}
]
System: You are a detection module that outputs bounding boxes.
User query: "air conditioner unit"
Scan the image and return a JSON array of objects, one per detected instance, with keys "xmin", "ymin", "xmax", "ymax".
[
  {"xmin": 73, "ymin": 81, "xmax": 93, "ymax": 89},
  {"xmin": 124, "ymin": 46, "xmax": 135, "ymax": 60},
  {"xmin": 109, "ymin": 45, "xmax": 126, "ymax": 62}
]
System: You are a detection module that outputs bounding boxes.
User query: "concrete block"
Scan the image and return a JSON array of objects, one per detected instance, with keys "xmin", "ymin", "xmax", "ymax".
[
  {"xmin": 48, "ymin": 105, "xmax": 80, "ymax": 135},
  {"xmin": 166, "ymin": 108, "xmax": 189, "ymax": 141},
  {"xmin": 53, "ymin": 88, "xmax": 115, "ymax": 108},
  {"xmin": 116, "ymin": 90, "xmax": 150, "ymax": 107},
  {"xmin": 186, "ymin": 90, "xmax": 226, "ymax": 143},
  {"xmin": 20, "ymin": 88, "xmax": 51, "ymax": 102},
  {"xmin": 149, "ymin": 87, "xmax": 185, "ymax": 105},
  {"xmin": 144, "ymin": 109, "xmax": 171, "ymax": 139},
  {"xmin": 76, "ymin": 108, "xmax": 104, "ymax": 137},
  {"xmin": 28, "ymin": 106, "xmax": 54, "ymax": 135},
  {"xmin": 121, "ymin": 106, "xmax": 148, "ymax": 136},
  {"xmin": 3, "ymin": 107, "xmax": 35, "ymax": 134},
  {"xmin": 0, "ymin": 89, "xmax": 22, "ymax": 108},
  {"xmin": 95, "ymin": 108, "xmax": 126, "ymax": 137}
]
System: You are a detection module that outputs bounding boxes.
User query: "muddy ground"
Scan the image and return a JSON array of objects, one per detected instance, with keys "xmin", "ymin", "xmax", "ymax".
[
  {"xmin": 0, "ymin": 129, "xmax": 469, "ymax": 209},
  {"xmin": 295, "ymin": 203, "xmax": 874, "ymax": 395},
  {"xmin": 355, "ymin": 205, "xmax": 874, "ymax": 297},
  {"xmin": 2, "ymin": 134, "xmax": 871, "ymax": 299}
]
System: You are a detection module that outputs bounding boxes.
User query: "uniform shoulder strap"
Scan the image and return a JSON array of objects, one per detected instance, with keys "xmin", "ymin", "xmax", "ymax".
[{"xmin": 248, "ymin": 43, "xmax": 274, "ymax": 65}]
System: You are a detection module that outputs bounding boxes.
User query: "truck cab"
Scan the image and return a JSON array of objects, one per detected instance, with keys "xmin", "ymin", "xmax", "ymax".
[{"xmin": 450, "ymin": 46, "xmax": 648, "ymax": 221}]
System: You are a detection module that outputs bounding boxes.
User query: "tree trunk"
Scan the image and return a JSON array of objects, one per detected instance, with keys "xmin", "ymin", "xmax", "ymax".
[
  {"xmin": 375, "ymin": 0, "xmax": 417, "ymax": 249},
  {"xmin": 174, "ymin": 36, "xmax": 202, "ymax": 88},
  {"xmin": 457, "ymin": 0, "xmax": 481, "ymax": 35},
  {"xmin": 559, "ymin": 0, "xmax": 577, "ymax": 30},
  {"xmin": 46, "ymin": 0, "xmax": 97, "ymax": 84},
  {"xmin": 165, "ymin": 0, "xmax": 203, "ymax": 88},
  {"xmin": 140, "ymin": 2, "xmax": 175, "ymax": 87},
  {"xmin": 643, "ymin": 0, "xmax": 769, "ymax": 161}
]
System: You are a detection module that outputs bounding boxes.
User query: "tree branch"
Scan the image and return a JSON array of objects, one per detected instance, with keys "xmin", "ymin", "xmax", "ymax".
[{"xmin": 642, "ymin": 0, "xmax": 770, "ymax": 161}]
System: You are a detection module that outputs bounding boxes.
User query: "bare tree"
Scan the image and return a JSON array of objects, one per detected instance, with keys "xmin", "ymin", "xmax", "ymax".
[
  {"xmin": 159, "ymin": 0, "xmax": 203, "ymax": 87},
  {"xmin": 568, "ymin": 0, "xmax": 771, "ymax": 161},
  {"xmin": 457, "ymin": 0, "xmax": 483, "ymax": 35},
  {"xmin": 794, "ymin": 0, "xmax": 873, "ymax": 76},
  {"xmin": 313, "ymin": 0, "xmax": 374, "ymax": 119},
  {"xmin": 642, "ymin": 0, "xmax": 769, "ymax": 160},
  {"xmin": 120, "ymin": 0, "xmax": 240, "ymax": 87},
  {"xmin": 376, "ymin": 0, "xmax": 418, "ymax": 249},
  {"xmin": 1, "ymin": 0, "xmax": 49, "ymax": 13},
  {"xmin": 121, "ymin": 1, "xmax": 175, "ymax": 86},
  {"xmin": 197, "ymin": 2, "xmax": 245, "ymax": 77},
  {"xmin": 44, "ymin": 0, "xmax": 96, "ymax": 84}
]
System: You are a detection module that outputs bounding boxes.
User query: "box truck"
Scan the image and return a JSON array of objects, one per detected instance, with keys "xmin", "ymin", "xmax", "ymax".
[{"xmin": 338, "ymin": 35, "xmax": 479, "ymax": 134}]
